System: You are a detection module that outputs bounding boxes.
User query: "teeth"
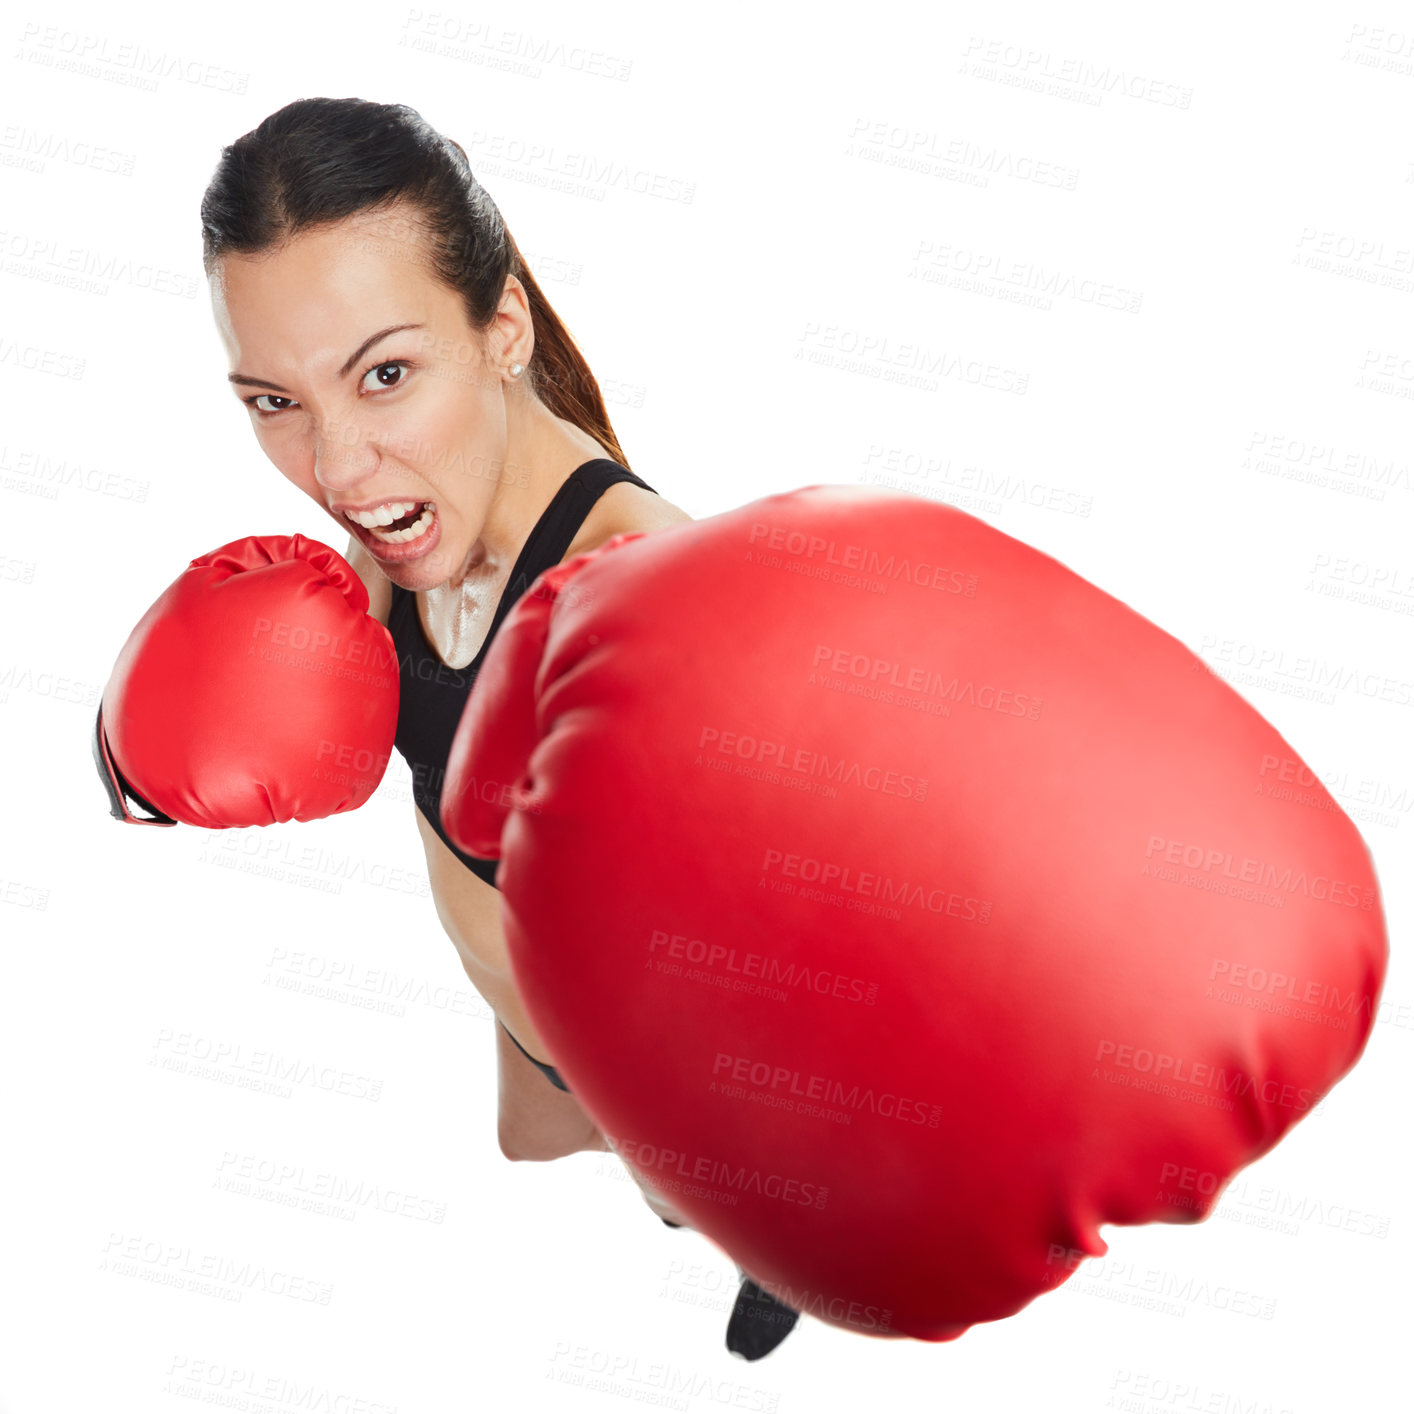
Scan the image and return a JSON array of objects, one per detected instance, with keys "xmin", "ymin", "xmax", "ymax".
[
  {"xmin": 368, "ymin": 503, "xmax": 436, "ymax": 545},
  {"xmin": 346, "ymin": 500, "xmax": 417, "ymax": 528}
]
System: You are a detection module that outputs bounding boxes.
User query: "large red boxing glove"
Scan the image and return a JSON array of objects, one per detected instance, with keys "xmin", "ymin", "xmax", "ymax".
[
  {"xmin": 95, "ymin": 534, "xmax": 399, "ymax": 828},
  {"xmin": 442, "ymin": 485, "xmax": 1388, "ymax": 1344}
]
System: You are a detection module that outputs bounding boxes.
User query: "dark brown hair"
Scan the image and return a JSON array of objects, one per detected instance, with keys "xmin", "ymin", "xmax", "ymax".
[{"xmin": 199, "ymin": 97, "xmax": 629, "ymax": 468}]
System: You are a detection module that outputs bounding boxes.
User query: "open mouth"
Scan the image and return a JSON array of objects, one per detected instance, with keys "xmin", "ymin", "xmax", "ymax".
[{"xmin": 344, "ymin": 500, "xmax": 437, "ymax": 546}]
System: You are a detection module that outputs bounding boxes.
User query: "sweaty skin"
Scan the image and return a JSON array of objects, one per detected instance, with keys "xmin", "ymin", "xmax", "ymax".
[{"xmin": 210, "ymin": 203, "xmax": 694, "ymax": 1185}]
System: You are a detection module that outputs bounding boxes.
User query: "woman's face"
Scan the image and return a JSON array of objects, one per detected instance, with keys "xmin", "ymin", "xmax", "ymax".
[{"xmin": 210, "ymin": 207, "xmax": 524, "ymax": 593}]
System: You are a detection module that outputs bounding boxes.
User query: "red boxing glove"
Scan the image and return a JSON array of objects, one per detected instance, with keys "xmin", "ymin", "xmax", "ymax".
[
  {"xmin": 443, "ymin": 486, "xmax": 1388, "ymax": 1344},
  {"xmin": 95, "ymin": 534, "xmax": 399, "ymax": 828}
]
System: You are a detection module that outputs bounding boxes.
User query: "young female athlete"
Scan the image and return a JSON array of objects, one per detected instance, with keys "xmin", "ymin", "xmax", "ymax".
[{"xmin": 198, "ymin": 97, "xmax": 798, "ymax": 1360}]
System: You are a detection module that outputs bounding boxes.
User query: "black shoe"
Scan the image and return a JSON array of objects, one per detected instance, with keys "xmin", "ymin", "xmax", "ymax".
[{"xmin": 726, "ymin": 1272, "xmax": 799, "ymax": 1360}]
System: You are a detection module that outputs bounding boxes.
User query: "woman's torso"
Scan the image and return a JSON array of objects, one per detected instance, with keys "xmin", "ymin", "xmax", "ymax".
[
  {"xmin": 388, "ymin": 456, "xmax": 657, "ymax": 884},
  {"xmin": 353, "ymin": 452, "xmax": 686, "ymax": 1054}
]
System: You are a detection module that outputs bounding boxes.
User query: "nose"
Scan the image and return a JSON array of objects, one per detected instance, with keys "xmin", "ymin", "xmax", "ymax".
[{"xmin": 311, "ymin": 411, "xmax": 380, "ymax": 497}]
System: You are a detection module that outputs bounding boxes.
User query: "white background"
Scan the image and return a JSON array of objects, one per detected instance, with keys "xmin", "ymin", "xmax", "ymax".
[{"xmin": 1, "ymin": 1, "xmax": 1409, "ymax": 1410}]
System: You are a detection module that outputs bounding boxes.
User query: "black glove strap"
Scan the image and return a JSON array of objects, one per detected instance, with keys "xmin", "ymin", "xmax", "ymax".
[{"xmin": 92, "ymin": 705, "xmax": 177, "ymax": 826}]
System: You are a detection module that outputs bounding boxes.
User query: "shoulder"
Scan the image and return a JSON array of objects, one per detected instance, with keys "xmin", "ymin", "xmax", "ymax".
[{"xmin": 574, "ymin": 474, "xmax": 693, "ymax": 556}]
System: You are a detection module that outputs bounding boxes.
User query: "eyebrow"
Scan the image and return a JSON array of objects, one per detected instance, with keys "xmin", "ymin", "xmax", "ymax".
[{"xmin": 227, "ymin": 322, "xmax": 426, "ymax": 392}]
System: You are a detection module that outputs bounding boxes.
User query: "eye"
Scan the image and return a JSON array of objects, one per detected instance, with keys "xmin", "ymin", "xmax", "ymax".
[
  {"xmin": 361, "ymin": 360, "xmax": 411, "ymax": 394},
  {"xmin": 242, "ymin": 359, "xmax": 413, "ymax": 419}
]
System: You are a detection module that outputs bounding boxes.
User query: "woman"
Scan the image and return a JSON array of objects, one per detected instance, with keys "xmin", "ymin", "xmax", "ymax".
[{"xmin": 199, "ymin": 97, "xmax": 797, "ymax": 1360}]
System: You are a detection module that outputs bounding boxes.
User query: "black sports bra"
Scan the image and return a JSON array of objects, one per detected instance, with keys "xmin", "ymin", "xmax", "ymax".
[{"xmin": 387, "ymin": 457, "xmax": 657, "ymax": 887}]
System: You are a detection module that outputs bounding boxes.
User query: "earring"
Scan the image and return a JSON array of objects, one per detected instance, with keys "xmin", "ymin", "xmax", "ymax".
[{"xmin": 508, "ymin": 362, "xmax": 524, "ymax": 377}]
